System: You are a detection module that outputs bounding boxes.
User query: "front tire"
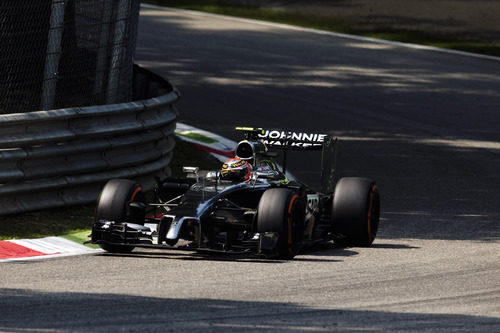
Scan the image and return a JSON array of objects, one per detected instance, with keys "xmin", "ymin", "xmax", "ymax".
[
  {"xmin": 257, "ymin": 188, "xmax": 305, "ymax": 259},
  {"xmin": 95, "ymin": 179, "xmax": 145, "ymax": 253},
  {"xmin": 332, "ymin": 177, "xmax": 380, "ymax": 247}
]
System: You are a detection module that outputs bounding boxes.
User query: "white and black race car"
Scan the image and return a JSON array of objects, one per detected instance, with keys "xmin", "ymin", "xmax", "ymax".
[{"xmin": 89, "ymin": 127, "xmax": 380, "ymax": 259}]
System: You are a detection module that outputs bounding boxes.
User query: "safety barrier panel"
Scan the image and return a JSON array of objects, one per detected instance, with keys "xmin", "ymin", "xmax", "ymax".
[{"xmin": 0, "ymin": 66, "xmax": 179, "ymax": 215}]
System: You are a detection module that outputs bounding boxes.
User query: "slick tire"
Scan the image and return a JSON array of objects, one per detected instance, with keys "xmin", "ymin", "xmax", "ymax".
[
  {"xmin": 95, "ymin": 179, "xmax": 145, "ymax": 253},
  {"xmin": 332, "ymin": 177, "xmax": 380, "ymax": 247},
  {"xmin": 257, "ymin": 188, "xmax": 305, "ymax": 259}
]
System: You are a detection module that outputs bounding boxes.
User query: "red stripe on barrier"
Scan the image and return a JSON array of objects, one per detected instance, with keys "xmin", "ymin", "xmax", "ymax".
[{"xmin": 0, "ymin": 241, "xmax": 47, "ymax": 259}]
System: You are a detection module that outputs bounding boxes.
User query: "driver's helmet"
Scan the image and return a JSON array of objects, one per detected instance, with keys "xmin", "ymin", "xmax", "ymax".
[{"xmin": 220, "ymin": 157, "xmax": 252, "ymax": 182}]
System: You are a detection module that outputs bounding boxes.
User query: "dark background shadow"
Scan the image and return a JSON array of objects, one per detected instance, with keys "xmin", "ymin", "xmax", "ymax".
[{"xmin": 1, "ymin": 288, "xmax": 499, "ymax": 332}]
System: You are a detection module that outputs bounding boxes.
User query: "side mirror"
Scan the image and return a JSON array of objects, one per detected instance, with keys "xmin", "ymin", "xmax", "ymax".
[{"xmin": 182, "ymin": 166, "xmax": 199, "ymax": 182}]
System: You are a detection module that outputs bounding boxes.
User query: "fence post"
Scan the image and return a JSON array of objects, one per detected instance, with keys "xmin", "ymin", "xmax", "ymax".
[
  {"xmin": 93, "ymin": 0, "xmax": 114, "ymax": 97},
  {"xmin": 106, "ymin": 0, "xmax": 130, "ymax": 104},
  {"xmin": 41, "ymin": 0, "xmax": 67, "ymax": 110}
]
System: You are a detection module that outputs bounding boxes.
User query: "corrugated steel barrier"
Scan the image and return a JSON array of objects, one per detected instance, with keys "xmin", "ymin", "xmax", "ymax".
[{"xmin": 0, "ymin": 65, "xmax": 179, "ymax": 215}]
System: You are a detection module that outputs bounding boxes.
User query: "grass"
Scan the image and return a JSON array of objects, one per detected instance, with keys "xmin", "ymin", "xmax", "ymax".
[
  {"xmin": 0, "ymin": 138, "xmax": 221, "ymax": 241},
  {"xmin": 0, "ymin": 205, "xmax": 95, "ymax": 241},
  {"xmin": 143, "ymin": 0, "xmax": 500, "ymax": 57}
]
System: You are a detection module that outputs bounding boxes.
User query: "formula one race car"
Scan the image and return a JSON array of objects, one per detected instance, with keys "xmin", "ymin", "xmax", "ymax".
[{"xmin": 89, "ymin": 127, "xmax": 380, "ymax": 259}]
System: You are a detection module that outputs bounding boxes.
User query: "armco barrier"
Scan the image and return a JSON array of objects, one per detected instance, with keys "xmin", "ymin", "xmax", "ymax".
[{"xmin": 0, "ymin": 65, "xmax": 179, "ymax": 215}]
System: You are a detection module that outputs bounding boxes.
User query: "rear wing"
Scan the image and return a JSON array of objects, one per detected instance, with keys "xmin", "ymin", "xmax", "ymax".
[
  {"xmin": 236, "ymin": 127, "xmax": 337, "ymax": 192},
  {"xmin": 236, "ymin": 127, "xmax": 329, "ymax": 150}
]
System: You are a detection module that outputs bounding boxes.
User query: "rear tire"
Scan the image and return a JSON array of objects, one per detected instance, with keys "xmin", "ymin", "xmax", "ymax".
[
  {"xmin": 95, "ymin": 179, "xmax": 145, "ymax": 253},
  {"xmin": 257, "ymin": 188, "xmax": 305, "ymax": 259},
  {"xmin": 332, "ymin": 177, "xmax": 380, "ymax": 247}
]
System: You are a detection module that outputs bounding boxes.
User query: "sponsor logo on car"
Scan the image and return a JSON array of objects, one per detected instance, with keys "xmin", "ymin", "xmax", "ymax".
[{"xmin": 258, "ymin": 130, "xmax": 328, "ymax": 148}]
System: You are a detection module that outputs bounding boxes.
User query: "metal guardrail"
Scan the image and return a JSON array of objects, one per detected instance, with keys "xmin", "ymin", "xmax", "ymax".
[{"xmin": 0, "ymin": 65, "xmax": 179, "ymax": 215}]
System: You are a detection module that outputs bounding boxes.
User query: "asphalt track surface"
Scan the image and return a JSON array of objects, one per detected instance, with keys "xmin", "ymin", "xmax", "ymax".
[{"xmin": 2, "ymin": 6, "xmax": 499, "ymax": 332}]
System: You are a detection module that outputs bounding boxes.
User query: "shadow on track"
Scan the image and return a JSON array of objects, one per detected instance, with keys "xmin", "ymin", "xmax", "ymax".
[
  {"xmin": 95, "ymin": 243, "xmax": 358, "ymax": 263},
  {"xmin": 1, "ymin": 288, "xmax": 499, "ymax": 332}
]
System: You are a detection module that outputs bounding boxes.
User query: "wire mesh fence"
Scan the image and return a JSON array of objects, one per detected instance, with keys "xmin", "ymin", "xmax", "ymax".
[{"xmin": 0, "ymin": 0, "xmax": 140, "ymax": 114}]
